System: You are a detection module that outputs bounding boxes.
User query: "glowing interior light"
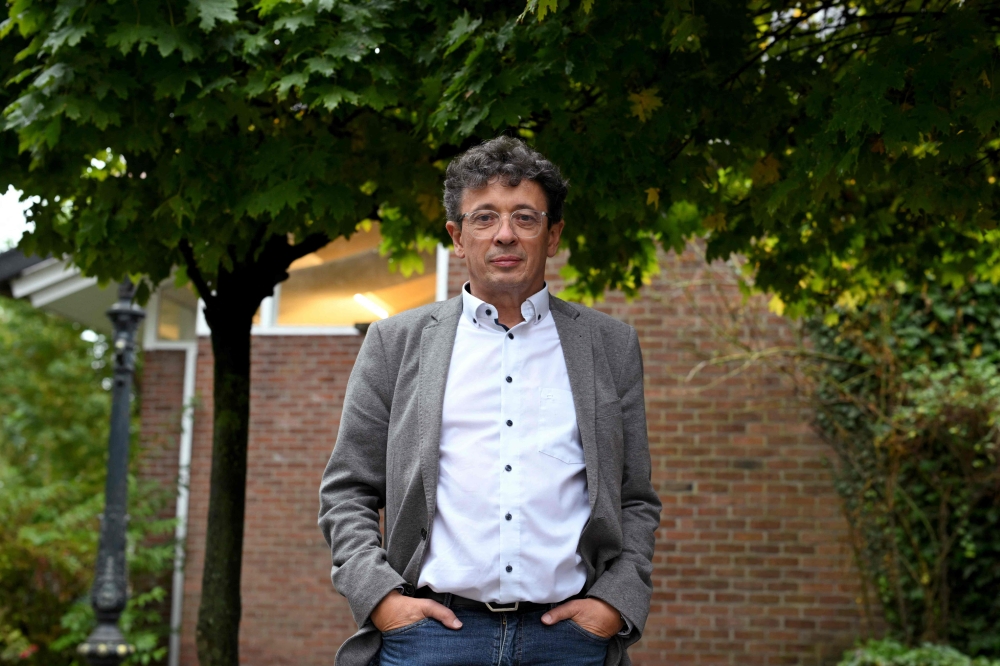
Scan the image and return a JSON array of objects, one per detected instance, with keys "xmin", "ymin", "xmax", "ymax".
[{"xmin": 354, "ymin": 293, "xmax": 389, "ymax": 320}]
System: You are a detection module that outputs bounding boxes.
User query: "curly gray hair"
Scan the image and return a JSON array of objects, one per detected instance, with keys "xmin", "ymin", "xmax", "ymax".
[{"xmin": 443, "ymin": 136, "xmax": 569, "ymax": 225}]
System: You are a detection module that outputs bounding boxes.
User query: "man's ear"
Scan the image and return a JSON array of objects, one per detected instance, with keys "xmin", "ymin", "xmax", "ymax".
[
  {"xmin": 446, "ymin": 220, "xmax": 466, "ymax": 258},
  {"xmin": 546, "ymin": 220, "xmax": 565, "ymax": 258}
]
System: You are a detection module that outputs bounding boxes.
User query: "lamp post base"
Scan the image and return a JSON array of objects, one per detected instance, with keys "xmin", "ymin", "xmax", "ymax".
[{"xmin": 78, "ymin": 622, "xmax": 135, "ymax": 666}]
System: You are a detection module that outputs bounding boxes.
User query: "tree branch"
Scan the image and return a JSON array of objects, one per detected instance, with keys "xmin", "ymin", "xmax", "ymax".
[
  {"xmin": 178, "ymin": 238, "xmax": 215, "ymax": 306},
  {"xmin": 285, "ymin": 231, "xmax": 332, "ymax": 262}
]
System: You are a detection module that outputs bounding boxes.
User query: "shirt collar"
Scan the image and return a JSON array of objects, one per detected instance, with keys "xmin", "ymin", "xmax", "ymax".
[{"xmin": 461, "ymin": 282, "xmax": 551, "ymax": 331}]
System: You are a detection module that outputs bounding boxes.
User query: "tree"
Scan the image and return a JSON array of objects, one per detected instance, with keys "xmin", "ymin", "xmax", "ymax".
[
  {"xmin": 1, "ymin": 1, "xmax": 450, "ymax": 664},
  {"xmin": 415, "ymin": 0, "xmax": 998, "ymax": 313}
]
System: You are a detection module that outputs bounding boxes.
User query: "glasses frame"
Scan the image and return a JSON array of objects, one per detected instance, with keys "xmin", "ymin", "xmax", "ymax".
[{"xmin": 458, "ymin": 209, "xmax": 549, "ymax": 239}]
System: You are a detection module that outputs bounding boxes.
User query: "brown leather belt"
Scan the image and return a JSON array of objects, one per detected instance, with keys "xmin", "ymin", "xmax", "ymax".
[{"xmin": 414, "ymin": 587, "xmax": 579, "ymax": 615}]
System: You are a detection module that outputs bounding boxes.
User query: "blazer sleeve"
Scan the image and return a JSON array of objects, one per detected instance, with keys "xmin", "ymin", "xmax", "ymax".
[
  {"xmin": 586, "ymin": 327, "xmax": 662, "ymax": 644},
  {"xmin": 318, "ymin": 321, "xmax": 405, "ymax": 628}
]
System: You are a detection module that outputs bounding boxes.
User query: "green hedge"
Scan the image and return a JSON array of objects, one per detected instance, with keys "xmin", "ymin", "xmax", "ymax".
[{"xmin": 841, "ymin": 640, "xmax": 1000, "ymax": 666}]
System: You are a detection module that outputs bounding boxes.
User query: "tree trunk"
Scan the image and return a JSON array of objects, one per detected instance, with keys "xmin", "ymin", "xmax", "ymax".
[
  {"xmin": 181, "ymin": 231, "xmax": 327, "ymax": 666},
  {"xmin": 195, "ymin": 309, "xmax": 253, "ymax": 666}
]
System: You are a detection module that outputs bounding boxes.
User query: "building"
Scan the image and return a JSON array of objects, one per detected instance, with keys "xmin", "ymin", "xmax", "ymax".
[{"xmin": 0, "ymin": 232, "xmax": 868, "ymax": 666}]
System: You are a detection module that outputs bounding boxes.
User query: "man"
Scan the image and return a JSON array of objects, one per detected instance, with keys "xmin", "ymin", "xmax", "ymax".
[{"xmin": 318, "ymin": 137, "xmax": 661, "ymax": 666}]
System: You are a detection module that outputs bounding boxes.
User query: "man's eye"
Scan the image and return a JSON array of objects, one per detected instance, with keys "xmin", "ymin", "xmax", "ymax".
[{"xmin": 472, "ymin": 214, "xmax": 495, "ymax": 224}]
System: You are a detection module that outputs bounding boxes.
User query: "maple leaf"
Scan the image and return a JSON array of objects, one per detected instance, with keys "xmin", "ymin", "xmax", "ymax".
[
  {"xmin": 417, "ymin": 193, "xmax": 442, "ymax": 220},
  {"xmin": 189, "ymin": 0, "xmax": 238, "ymax": 31},
  {"xmin": 629, "ymin": 88, "xmax": 662, "ymax": 123},
  {"xmin": 645, "ymin": 187, "xmax": 660, "ymax": 210},
  {"xmin": 750, "ymin": 155, "xmax": 780, "ymax": 187},
  {"xmin": 703, "ymin": 212, "xmax": 727, "ymax": 231},
  {"xmin": 768, "ymin": 294, "xmax": 785, "ymax": 316},
  {"xmin": 537, "ymin": 0, "xmax": 559, "ymax": 21}
]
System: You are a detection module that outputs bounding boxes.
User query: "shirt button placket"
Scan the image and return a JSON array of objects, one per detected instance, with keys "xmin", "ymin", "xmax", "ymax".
[{"xmin": 498, "ymin": 320, "xmax": 519, "ymax": 601}]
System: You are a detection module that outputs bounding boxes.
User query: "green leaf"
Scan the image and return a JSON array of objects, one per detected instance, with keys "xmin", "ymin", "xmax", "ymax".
[
  {"xmin": 312, "ymin": 85, "xmax": 361, "ymax": 110},
  {"xmin": 189, "ymin": 0, "xmax": 238, "ymax": 31},
  {"xmin": 443, "ymin": 11, "xmax": 482, "ymax": 57}
]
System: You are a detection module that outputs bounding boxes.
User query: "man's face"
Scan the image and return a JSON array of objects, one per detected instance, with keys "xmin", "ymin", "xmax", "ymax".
[{"xmin": 446, "ymin": 178, "xmax": 564, "ymax": 301}]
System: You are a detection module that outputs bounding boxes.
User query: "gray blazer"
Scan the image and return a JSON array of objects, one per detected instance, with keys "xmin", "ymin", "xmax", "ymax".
[{"xmin": 318, "ymin": 294, "xmax": 661, "ymax": 666}]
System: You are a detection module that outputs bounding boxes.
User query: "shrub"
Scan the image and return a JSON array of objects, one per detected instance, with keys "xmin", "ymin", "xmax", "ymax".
[
  {"xmin": 839, "ymin": 639, "xmax": 1000, "ymax": 666},
  {"xmin": 812, "ymin": 283, "xmax": 1000, "ymax": 655},
  {"xmin": 0, "ymin": 298, "xmax": 175, "ymax": 664}
]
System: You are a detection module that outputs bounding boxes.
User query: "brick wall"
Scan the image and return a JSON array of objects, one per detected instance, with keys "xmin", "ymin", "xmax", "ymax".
[
  {"xmin": 179, "ymin": 335, "xmax": 363, "ymax": 666},
  {"xmin": 139, "ymin": 244, "xmax": 866, "ymax": 666},
  {"xmin": 138, "ymin": 349, "xmax": 186, "ymax": 517}
]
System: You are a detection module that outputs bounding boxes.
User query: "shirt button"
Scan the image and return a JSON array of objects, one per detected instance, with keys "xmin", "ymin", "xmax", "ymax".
[
  {"xmin": 506, "ymin": 376, "xmax": 512, "ymax": 383},
  {"xmin": 473, "ymin": 318, "xmax": 477, "ymax": 324},
  {"xmin": 506, "ymin": 419, "xmax": 513, "ymax": 427},
  {"xmin": 506, "ymin": 565, "xmax": 513, "ymax": 573},
  {"xmin": 505, "ymin": 464, "xmax": 512, "ymax": 472},
  {"xmin": 505, "ymin": 513, "xmax": 512, "ymax": 521},
  {"xmin": 486, "ymin": 309, "xmax": 492, "ymax": 315},
  {"xmin": 508, "ymin": 333, "xmax": 514, "ymax": 340}
]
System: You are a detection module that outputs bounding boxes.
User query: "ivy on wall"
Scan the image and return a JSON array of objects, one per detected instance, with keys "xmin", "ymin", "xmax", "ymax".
[{"xmin": 811, "ymin": 282, "xmax": 1000, "ymax": 655}]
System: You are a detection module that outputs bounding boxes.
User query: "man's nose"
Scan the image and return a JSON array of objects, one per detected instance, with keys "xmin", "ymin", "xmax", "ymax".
[{"xmin": 493, "ymin": 217, "xmax": 518, "ymax": 244}]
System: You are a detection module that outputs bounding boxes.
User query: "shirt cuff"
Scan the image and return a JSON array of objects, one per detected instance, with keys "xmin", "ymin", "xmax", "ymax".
[{"xmin": 618, "ymin": 614, "xmax": 632, "ymax": 636}]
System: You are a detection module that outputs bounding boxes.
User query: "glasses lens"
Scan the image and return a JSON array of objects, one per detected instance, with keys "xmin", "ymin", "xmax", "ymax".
[
  {"xmin": 511, "ymin": 210, "xmax": 544, "ymax": 236},
  {"xmin": 466, "ymin": 211, "xmax": 500, "ymax": 237}
]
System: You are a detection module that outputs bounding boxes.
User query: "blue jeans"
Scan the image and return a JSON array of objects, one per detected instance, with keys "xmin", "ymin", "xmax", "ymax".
[{"xmin": 373, "ymin": 605, "xmax": 610, "ymax": 666}]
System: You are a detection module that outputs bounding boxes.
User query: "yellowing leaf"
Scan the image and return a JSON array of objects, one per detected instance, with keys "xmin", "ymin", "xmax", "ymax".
[
  {"xmin": 581, "ymin": 0, "xmax": 595, "ymax": 12},
  {"xmin": 703, "ymin": 212, "xmax": 727, "ymax": 231},
  {"xmin": 750, "ymin": 155, "xmax": 780, "ymax": 186},
  {"xmin": 537, "ymin": 0, "xmax": 559, "ymax": 21},
  {"xmin": 629, "ymin": 88, "xmax": 662, "ymax": 123},
  {"xmin": 417, "ymin": 193, "xmax": 442, "ymax": 221},
  {"xmin": 768, "ymin": 294, "xmax": 785, "ymax": 316},
  {"xmin": 980, "ymin": 71, "xmax": 992, "ymax": 88},
  {"xmin": 645, "ymin": 187, "xmax": 660, "ymax": 210}
]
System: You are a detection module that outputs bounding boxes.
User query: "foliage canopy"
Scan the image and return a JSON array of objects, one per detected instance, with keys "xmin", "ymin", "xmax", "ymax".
[{"xmin": 427, "ymin": 0, "xmax": 1000, "ymax": 312}]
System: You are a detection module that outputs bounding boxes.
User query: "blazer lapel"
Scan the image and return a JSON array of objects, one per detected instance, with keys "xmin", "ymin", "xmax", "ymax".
[
  {"xmin": 550, "ymin": 295, "xmax": 599, "ymax": 512},
  {"xmin": 417, "ymin": 296, "xmax": 462, "ymax": 522}
]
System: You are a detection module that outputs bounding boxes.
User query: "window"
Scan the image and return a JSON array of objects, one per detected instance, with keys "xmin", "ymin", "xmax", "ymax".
[
  {"xmin": 274, "ymin": 223, "xmax": 437, "ymax": 327},
  {"xmin": 152, "ymin": 223, "xmax": 441, "ymax": 339},
  {"xmin": 156, "ymin": 286, "xmax": 198, "ymax": 341}
]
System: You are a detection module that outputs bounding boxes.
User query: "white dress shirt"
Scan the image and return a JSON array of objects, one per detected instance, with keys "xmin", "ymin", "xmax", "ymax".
[{"xmin": 417, "ymin": 282, "xmax": 590, "ymax": 604}]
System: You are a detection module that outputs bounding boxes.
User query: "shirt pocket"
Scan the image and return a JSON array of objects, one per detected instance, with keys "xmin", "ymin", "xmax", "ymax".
[{"xmin": 538, "ymin": 387, "xmax": 584, "ymax": 464}]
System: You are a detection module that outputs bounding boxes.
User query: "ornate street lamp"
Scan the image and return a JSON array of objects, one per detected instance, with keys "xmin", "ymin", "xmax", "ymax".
[{"xmin": 78, "ymin": 278, "xmax": 145, "ymax": 666}]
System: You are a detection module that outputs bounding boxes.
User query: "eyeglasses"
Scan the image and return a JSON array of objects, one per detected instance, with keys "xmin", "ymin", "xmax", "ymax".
[{"xmin": 459, "ymin": 209, "xmax": 548, "ymax": 239}]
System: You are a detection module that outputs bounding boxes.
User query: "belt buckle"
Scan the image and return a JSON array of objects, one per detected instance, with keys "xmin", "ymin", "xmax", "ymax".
[{"xmin": 484, "ymin": 601, "xmax": 519, "ymax": 612}]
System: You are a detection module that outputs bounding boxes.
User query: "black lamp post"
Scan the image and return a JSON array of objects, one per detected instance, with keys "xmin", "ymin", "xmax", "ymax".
[{"xmin": 77, "ymin": 278, "xmax": 145, "ymax": 665}]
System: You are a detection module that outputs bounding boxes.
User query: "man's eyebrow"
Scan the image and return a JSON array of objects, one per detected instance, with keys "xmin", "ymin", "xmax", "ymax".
[{"xmin": 466, "ymin": 202, "xmax": 539, "ymax": 211}]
